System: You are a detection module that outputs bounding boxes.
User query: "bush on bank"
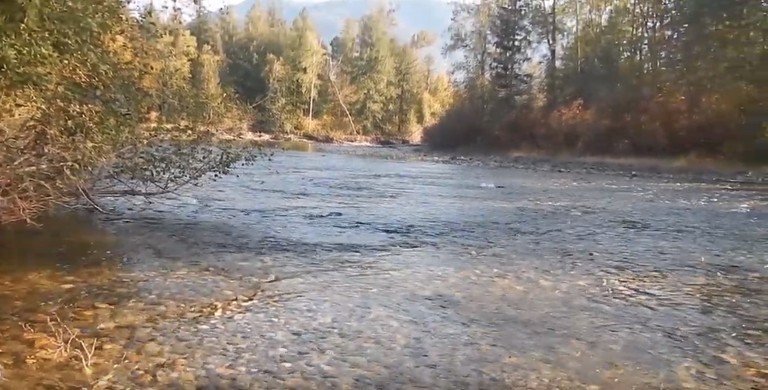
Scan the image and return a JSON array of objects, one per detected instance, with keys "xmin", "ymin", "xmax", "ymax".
[
  {"xmin": 423, "ymin": 95, "xmax": 768, "ymax": 163},
  {"xmin": 0, "ymin": 0, "xmax": 256, "ymax": 224}
]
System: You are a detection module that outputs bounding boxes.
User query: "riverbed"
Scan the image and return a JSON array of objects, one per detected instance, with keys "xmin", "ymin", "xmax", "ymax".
[{"xmin": 0, "ymin": 145, "xmax": 765, "ymax": 389}]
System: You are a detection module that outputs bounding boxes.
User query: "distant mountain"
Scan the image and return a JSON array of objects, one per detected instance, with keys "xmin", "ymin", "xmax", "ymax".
[{"xmin": 224, "ymin": 0, "xmax": 454, "ymax": 64}]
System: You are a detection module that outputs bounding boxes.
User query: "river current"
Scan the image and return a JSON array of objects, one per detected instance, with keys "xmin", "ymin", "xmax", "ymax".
[{"xmin": 0, "ymin": 145, "xmax": 765, "ymax": 389}]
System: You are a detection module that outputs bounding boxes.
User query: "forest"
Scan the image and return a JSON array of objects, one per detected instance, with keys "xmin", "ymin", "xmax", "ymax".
[
  {"xmin": 0, "ymin": 0, "xmax": 764, "ymax": 224},
  {"xmin": 0, "ymin": 0, "xmax": 452, "ymax": 224},
  {"xmin": 187, "ymin": 0, "xmax": 454, "ymax": 139},
  {"xmin": 425, "ymin": 0, "xmax": 766, "ymax": 162}
]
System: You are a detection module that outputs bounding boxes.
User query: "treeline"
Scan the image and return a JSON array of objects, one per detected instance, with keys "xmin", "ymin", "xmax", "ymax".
[
  {"xmin": 189, "ymin": 1, "xmax": 453, "ymax": 139},
  {"xmin": 0, "ymin": 0, "xmax": 453, "ymax": 223},
  {"xmin": 424, "ymin": 0, "xmax": 766, "ymax": 162}
]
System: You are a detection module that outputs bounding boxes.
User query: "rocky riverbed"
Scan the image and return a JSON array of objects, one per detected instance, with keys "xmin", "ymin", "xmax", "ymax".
[{"xmin": 0, "ymin": 144, "xmax": 765, "ymax": 390}]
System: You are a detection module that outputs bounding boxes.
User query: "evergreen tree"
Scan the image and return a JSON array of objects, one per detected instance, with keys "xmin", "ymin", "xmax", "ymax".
[{"xmin": 489, "ymin": 0, "xmax": 531, "ymax": 108}]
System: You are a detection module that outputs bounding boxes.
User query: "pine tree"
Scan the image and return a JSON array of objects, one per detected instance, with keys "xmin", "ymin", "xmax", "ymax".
[{"xmin": 489, "ymin": 0, "xmax": 531, "ymax": 108}]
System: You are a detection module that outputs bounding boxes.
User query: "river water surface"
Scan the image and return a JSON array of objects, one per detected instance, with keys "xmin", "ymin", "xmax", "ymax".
[{"xmin": 0, "ymin": 146, "xmax": 766, "ymax": 390}]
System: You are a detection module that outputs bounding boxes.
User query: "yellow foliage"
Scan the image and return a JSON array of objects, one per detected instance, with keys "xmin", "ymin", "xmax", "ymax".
[{"xmin": 0, "ymin": 0, "xmax": 249, "ymax": 224}]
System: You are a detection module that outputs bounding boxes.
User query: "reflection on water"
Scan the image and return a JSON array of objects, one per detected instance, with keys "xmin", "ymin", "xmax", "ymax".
[{"xmin": 0, "ymin": 147, "xmax": 766, "ymax": 390}]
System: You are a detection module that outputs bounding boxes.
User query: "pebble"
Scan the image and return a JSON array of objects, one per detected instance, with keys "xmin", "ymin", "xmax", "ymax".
[
  {"xmin": 235, "ymin": 374, "xmax": 252, "ymax": 388},
  {"xmin": 180, "ymin": 371, "xmax": 196, "ymax": 383},
  {"xmin": 346, "ymin": 356, "xmax": 368, "ymax": 367},
  {"xmin": 284, "ymin": 377, "xmax": 312, "ymax": 389},
  {"xmin": 170, "ymin": 342, "xmax": 190, "ymax": 355},
  {"xmin": 141, "ymin": 342, "xmax": 162, "ymax": 357},
  {"xmin": 133, "ymin": 327, "xmax": 152, "ymax": 343}
]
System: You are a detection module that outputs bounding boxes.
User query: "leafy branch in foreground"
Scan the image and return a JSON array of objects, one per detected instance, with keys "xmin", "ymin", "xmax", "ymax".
[
  {"xmin": 0, "ymin": 0, "xmax": 260, "ymax": 224},
  {"xmin": 91, "ymin": 130, "xmax": 263, "ymax": 199}
]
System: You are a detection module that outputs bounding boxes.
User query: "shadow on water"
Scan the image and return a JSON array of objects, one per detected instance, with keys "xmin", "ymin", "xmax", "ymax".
[
  {"xmin": 0, "ymin": 212, "xmax": 118, "ymax": 273},
  {"xmin": 0, "ymin": 211, "xmax": 125, "ymax": 318},
  {"xmin": 0, "ymin": 213, "xmax": 148, "ymax": 389}
]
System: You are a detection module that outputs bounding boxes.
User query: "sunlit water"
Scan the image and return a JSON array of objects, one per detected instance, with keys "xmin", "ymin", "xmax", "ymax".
[{"xmin": 1, "ymin": 146, "xmax": 766, "ymax": 390}]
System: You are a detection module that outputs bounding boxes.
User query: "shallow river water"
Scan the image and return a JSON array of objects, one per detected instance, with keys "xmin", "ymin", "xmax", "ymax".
[{"xmin": 0, "ymin": 146, "xmax": 766, "ymax": 390}]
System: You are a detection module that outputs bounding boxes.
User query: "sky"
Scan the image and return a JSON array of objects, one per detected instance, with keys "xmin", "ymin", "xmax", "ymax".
[
  {"xmin": 171, "ymin": 0, "xmax": 354, "ymax": 11},
  {"xmin": 146, "ymin": 0, "xmax": 457, "ymax": 12},
  {"xmin": 134, "ymin": 0, "xmax": 393, "ymax": 21}
]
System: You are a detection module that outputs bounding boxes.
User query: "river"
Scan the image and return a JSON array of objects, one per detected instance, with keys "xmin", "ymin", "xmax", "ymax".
[{"xmin": 0, "ymin": 145, "xmax": 765, "ymax": 390}]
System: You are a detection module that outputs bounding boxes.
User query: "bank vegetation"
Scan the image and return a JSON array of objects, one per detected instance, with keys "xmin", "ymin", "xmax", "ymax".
[{"xmin": 423, "ymin": 0, "xmax": 766, "ymax": 165}]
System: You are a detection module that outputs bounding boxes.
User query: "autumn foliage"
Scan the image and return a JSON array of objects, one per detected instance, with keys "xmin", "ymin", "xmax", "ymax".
[
  {"xmin": 426, "ymin": 90, "xmax": 765, "ymax": 161},
  {"xmin": 0, "ymin": 0, "xmax": 252, "ymax": 224},
  {"xmin": 424, "ymin": 0, "xmax": 766, "ymax": 163}
]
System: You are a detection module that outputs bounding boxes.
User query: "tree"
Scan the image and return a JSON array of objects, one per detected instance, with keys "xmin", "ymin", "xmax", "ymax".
[
  {"xmin": 530, "ymin": 0, "xmax": 559, "ymax": 107},
  {"xmin": 489, "ymin": 0, "xmax": 532, "ymax": 108},
  {"xmin": 264, "ymin": 8, "xmax": 326, "ymax": 133},
  {"xmin": 425, "ymin": 0, "xmax": 766, "ymax": 161},
  {"xmin": 391, "ymin": 42, "xmax": 422, "ymax": 137},
  {"xmin": 444, "ymin": 0, "xmax": 496, "ymax": 118}
]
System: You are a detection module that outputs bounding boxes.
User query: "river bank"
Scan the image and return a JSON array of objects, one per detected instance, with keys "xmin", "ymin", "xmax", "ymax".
[
  {"xmin": 307, "ymin": 142, "xmax": 766, "ymax": 187},
  {"xmin": 224, "ymin": 130, "xmax": 768, "ymax": 185}
]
